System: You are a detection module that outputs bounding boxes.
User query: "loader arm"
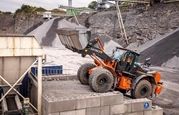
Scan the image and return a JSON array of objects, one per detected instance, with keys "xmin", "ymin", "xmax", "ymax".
[{"xmin": 67, "ymin": 38, "xmax": 113, "ymax": 62}]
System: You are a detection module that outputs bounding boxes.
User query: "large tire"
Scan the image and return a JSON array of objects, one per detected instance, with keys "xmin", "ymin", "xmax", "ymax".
[
  {"xmin": 89, "ymin": 68, "xmax": 114, "ymax": 93},
  {"xmin": 132, "ymin": 80, "xmax": 152, "ymax": 99},
  {"xmin": 77, "ymin": 63, "xmax": 96, "ymax": 85}
]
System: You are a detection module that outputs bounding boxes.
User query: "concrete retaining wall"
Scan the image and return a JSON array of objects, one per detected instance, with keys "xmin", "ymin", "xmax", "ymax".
[
  {"xmin": 42, "ymin": 92, "xmax": 163, "ymax": 115},
  {"xmin": 28, "ymin": 76, "xmax": 163, "ymax": 115}
]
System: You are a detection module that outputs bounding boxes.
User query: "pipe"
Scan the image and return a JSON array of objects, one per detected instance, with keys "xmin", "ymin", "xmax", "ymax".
[{"xmin": 38, "ymin": 56, "xmax": 42, "ymax": 115}]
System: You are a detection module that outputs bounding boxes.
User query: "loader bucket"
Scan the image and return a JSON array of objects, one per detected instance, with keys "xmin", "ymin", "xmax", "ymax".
[{"xmin": 56, "ymin": 28, "xmax": 90, "ymax": 50}]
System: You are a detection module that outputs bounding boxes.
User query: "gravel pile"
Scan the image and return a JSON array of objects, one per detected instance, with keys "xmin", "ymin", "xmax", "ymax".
[
  {"xmin": 138, "ymin": 28, "xmax": 179, "ymax": 69},
  {"xmin": 28, "ymin": 18, "xmax": 85, "ymax": 48}
]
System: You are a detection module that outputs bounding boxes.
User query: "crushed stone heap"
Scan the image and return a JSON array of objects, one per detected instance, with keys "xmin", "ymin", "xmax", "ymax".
[{"xmin": 139, "ymin": 28, "xmax": 179, "ymax": 69}]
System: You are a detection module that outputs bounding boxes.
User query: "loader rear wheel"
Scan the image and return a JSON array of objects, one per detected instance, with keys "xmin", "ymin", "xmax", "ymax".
[
  {"xmin": 132, "ymin": 80, "xmax": 152, "ymax": 99},
  {"xmin": 89, "ymin": 68, "xmax": 114, "ymax": 93},
  {"xmin": 77, "ymin": 63, "xmax": 96, "ymax": 85}
]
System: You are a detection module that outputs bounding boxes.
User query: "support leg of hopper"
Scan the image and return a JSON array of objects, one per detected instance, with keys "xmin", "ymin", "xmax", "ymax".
[{"xmin": 38, "ymin": 56, "xmax": 42, "ymax": 115}]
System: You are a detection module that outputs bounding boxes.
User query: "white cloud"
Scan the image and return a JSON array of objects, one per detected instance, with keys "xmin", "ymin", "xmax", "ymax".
[{"xmin": 0, "ymin": 0, "xmax": 96, "ymax": 12}]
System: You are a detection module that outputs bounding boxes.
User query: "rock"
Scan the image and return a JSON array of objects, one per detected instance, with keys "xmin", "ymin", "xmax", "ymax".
[{"xmin": 72, "ymin": 3, "xmax": 179, "ymax": 47}]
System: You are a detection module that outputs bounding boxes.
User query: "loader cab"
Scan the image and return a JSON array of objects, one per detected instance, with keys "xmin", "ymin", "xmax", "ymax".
[
  {"xmin": 116, "ymin": 49, "xmax": 140, "ymax": 74},
  {"xmin": 112, "ymin": 49, "xmax": 125, "ymax": 61}
]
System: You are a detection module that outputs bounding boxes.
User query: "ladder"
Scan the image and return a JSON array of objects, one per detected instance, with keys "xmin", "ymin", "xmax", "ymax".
[{"xmin": 115, "ymin": 0, "xmax": 129, "ymax": 45}]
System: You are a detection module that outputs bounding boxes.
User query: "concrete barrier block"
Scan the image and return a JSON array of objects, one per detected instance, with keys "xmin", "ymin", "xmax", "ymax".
[
  {"xmin": 131, "ymin": 98, "xmax": 152, "ymax": 112},
  {"xmin": 100, "ymin": 92, "xmax": 123, "ymax": 106},
  {"xmin": 42, "ymin": 96, "xmax": 48, "ymax": 109},
  {"xmin": 144, "ymin": 110, "xmax": 152, "ymax": 115},
  {"xmin": 110, "ymin": 104, "xmax": 125, "ymax": 115},
  {"xmin": 100, "ymin": 106, "xmax": 110, "ymax": 115},
  {"xmin": 42, "ymin": 96, "xmax": 46, "ymax": 108},
  {"xmin": 60, "ymin": 109, "xmax": 85, "ymax": 115},
  {"xmin": 123, "ymin": 111, "xmax": 143, "ymax": 115},
  {"xmin": 43, "ymin": 108, "xmax": 48, "ymax": 115},
  {"xmin": 86, "ymin": 107, "xmax": 100, "ymax": 115},
  {"xmin": 124, "ymin": 100, "xmax": 132, "ymax": 113},
  {"xmin": 66, "ymin": 75, "xmax": 77, "ymax": 80},
  {"xmin": 46, "ymin": 99, "xmax": 76, "ymax": 113},
  {"xmin": 152, "ymin": 106, "xmax": 163, "ymax": 115},
  {"xmin": 48, "ymin": 113, "xmax": 59, "ymax": 115},
  {"xmin": 86, "ymin": 106, "xmax": 110, "ymax": 115},
  {"xmin": 76, "ymin": 96, "xmax": 100, "ymax": 109},
  {"xmin": 57, "ymin": 76, "xmax": 67, "ymax": 80}
]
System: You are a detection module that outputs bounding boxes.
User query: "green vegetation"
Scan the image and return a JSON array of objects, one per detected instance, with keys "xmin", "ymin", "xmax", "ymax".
[
  {"xmin": 80, "ymin": 7, "xmax": 91, "ymax": 10},
  {"xmin": 35, "ymin": 7, "xmax": 46, "ymax": 12},
  {"xmin": 50, "ymin": 8, "xmax": 66, "ymax": 14},
  {"xmin": 88, "ymin": 1, "xmax": 97, "ymax": 9},
  {"xmin": 14, "ymin": 4, "xmax": 46, "ymax": 17},
  {"xmin": 0, "ymin": 10, "xmax": 12, "ymax": 14}
]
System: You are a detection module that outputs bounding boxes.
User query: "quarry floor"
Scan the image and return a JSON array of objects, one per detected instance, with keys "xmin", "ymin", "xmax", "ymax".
[
  {"xmin": 43, "ymin": 46, "xmax": 179, "ymax": 115},
  {"xmin": 151, "ymin": 67, "xmax": 179, "ymax": 115}
]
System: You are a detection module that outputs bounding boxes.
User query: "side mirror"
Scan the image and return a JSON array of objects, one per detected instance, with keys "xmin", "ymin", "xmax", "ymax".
[{"xmin": 144, "ymin": 58, "xmax": 151, "ymax": 67}]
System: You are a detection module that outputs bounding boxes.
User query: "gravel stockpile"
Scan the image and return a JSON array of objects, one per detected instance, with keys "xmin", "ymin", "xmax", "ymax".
[
  {"xmin": 28, "ymin": 18, "xmax": 86, "ymax": 47},
  {"xmin": 28, "ymin": 17, "xmax": 122, "ymax": 54},
  {"xmin": 139, "ymin": 28, "xmax": 179, "ymax": 69}
]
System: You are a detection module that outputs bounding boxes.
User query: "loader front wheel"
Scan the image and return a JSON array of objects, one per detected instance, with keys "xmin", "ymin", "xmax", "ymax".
[
  {"xmin": 77, "ymin": 63, "xmax": 96, "ymax": 85},
  {"xmin": 89, "ymin": 68, "xmax": 114, "ymax": 93},
  {"xmin": 132, "ymin": 80, "xmax": 152, "ymax": 99}
]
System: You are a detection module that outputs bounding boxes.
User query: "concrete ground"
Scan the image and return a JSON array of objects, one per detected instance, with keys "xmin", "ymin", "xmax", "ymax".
[
  {"xmin": 43, "ymin": 46, "xmax": 93, "ymax": 75},
  {"xmin": 150, "ymin": 67, "xmax": 179, "ymax": 115},
  {"xmin": 42, "ymin": 80, "xmax": 119, "ymax": 101}
]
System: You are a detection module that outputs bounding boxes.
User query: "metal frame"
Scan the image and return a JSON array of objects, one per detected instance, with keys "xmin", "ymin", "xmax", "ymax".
[
  {"xmin": 0, "ymin": 57, "xmax": 42, "ymax": 114},
  {"xmin": 0, "ymin": 35, "xmax": 43, "ymax": 115}
]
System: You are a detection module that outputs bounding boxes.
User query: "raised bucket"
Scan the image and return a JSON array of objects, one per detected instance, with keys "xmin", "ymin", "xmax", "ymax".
[{"xmin": 56, "ymin": 28, "xmax": 91, "ymax": 50}]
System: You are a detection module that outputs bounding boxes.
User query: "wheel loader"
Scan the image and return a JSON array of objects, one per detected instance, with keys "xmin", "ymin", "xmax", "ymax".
[{"xmin": 56, "ymin": 28, "xmax": 163, "ymax": 99}]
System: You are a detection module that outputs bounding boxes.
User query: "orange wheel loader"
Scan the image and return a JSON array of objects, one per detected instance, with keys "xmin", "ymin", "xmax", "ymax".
[{"xmin": 56, "ymin": 28, "xmax": 163, "ymax": 99}]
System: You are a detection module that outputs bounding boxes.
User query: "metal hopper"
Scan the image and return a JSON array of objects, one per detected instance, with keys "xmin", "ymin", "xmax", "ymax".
[
  {"xmin": 0, "ymin": 35, "xmax": 42, "ymax": 114},
  {"xmin": 56, "ymin": 28, "xmax": 91, "ymax": 50}
]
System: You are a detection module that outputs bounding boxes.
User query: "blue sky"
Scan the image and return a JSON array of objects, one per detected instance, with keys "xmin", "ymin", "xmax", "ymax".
[{"xmin": 0, "ymin": 0, "xmax": 95, "ymax": 12}]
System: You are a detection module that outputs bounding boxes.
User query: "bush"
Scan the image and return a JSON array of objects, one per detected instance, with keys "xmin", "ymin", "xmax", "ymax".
[
  {"xmin": 4, "ymin": 12, "xmax": 12, "ymax": 14},
  {"xmin": 0, "ymin": 10, "xmax": 12, "ymax": 14},
  {"xmin": 51, "ymin": 8, "xmax": 66, "ymax": 14},
  {"xmin": 88, "ymin": 1, "xmax": 97, "ymax": 9},
  {"xmin": 35, "ymin": 7, "xmax": 46, "ymax": 12},
  {"xmin": 14, "ymin": 4, "xmax": 46, "ymax": 17}
]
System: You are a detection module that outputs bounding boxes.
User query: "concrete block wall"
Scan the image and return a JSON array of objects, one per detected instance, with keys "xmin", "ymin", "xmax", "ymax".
[
  {"xmin": 42, "ymin": 75, "xmax": 77, "ymax": 81},
  {"xmin": 42, "ymin": 92, "xmax": 163, "ymax": 115}
]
